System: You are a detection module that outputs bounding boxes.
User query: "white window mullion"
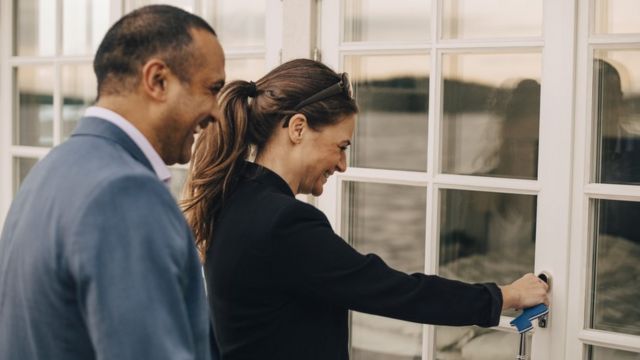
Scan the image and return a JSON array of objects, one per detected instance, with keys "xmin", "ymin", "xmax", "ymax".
[{"xmin": 0, "ymin": 0, "xmax": 14, "ymax": 227}]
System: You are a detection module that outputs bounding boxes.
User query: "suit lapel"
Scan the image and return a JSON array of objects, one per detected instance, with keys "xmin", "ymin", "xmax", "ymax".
[{"xmin": 71, "ymin": 116, "xmax": 155, "ymax": 174}]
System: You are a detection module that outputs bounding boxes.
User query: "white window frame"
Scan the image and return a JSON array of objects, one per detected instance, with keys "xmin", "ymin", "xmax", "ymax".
[
  {"xmin": 317, "ymin": 0, "xmax": 576, "ymax": 358},
  {"xmin": 565, "ymin": 0, "xmax": 640, "ymax": 358}
]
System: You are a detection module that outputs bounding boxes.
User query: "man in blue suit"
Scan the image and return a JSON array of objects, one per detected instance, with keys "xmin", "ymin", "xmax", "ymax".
[{"xmin": 0, "ymin": 5, "xmax": 224, "ymax": 360}]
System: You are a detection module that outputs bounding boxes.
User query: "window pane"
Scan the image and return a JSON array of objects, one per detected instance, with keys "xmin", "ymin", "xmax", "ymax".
[
  {"xmin": 588, "ymin": 345, "xmax": 640, "ymax": 360},
  {"xmin": 204, "ymin": 0, "xmax": 266, "ymax": 48},
  {"xmin": 436, "ymin": 327, "xmax": 530, "ymax": 359},
  {"xmin": 593, "ymin": 51, "xmax": 640, "ymax": 185},
  {"xmin": 62, "ymin": 65, "xmax": 96, "ymax": 140},
  {"xmin": 441, "ymin": 52, "xmax": 541, "ymax": 179},
  {"xmin": 442, "ymin": 0, "xmax": 542, "ymax": 39},
  {"xmin": 13, "ymin": 157, "xmax": 39, "ymax": 195},
  {"xmin": 14, "ymin": 66, "xmax": 54, "ymax": 147},
  {"xmin": 63, "ymin": 0, "xmax": 113, "ymax": 56},
  {"xmin": 168, "ymin": 167, "xmax": 188, "ymax": 200},
  {"xmin": 345, "ymin": 54, "xmax": 429, "ymax": 171},
  {"xmin": 226, "ymin": 58, "xmax": 266, "ymax": 83},
  {"xmin": 439, "ymin": 189, "xmax": 536, "ymax": 318},
  {"xmin": 343, "ymin": 0, "xmax": 431, "ymax": 43},
  {"xmin": 342, "ymin": 182, "xmax": 426, "ymax": 360},
  {"xmin": 590, "ymin": 200, "xmax": 640, "ymax": 336},
  {"xmin": 594, "ymin": 0, "xmax": 640, "ymax": 35},
  {"xmin": 14, "ymin": 0, "xmax": 56, "ymax": 56},
  {"xmin": 126, "ymin": 0, "xmax": 194, "ymax": 12}
]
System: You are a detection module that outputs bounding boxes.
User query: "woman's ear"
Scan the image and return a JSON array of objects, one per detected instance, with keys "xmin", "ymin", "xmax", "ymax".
[{"xmin": 287, "ymin": 114, "xmax": 308, "ymax": 144}]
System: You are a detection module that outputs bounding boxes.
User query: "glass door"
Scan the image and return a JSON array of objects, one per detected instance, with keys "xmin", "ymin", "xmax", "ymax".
[{"xmin": 317, "ymin": 0, "xmax": 575, "ymax": 358}]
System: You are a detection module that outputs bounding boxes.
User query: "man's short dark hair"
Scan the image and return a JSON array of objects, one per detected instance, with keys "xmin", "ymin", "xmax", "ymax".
[{"xmin": 94, "ymin": 5, "xmax": 217, "ymax": 97}]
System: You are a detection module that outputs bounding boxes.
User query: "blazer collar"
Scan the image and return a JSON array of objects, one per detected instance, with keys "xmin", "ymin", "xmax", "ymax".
[
  {"xmin": 71, "ymin": 116, "xmax": 154, "ymax": 174},
  {"xmin": 243, "ymin": 162, "xmax": 295, "ymax": 197}
]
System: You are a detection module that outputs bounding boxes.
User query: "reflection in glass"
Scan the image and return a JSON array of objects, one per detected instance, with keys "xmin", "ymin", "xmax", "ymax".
[
  {"xmin": 14, "ymin": 0, "xmax": 55, "ymax": 56},
  {"xmin": 126, "ymin": 0, "xmax": 194, "ymax": 12},
  {"xmin": 442, "ymin": 0, "xmax": 542, "ymax": 39},
  {"xmin": 435, "ymin": 327, "xmax": 530, "ymax": 360},
  {"xmin": 226, "ymin": 58, "xmax": 266, "ymax": 83},
  {"xmin": 168, "ymin": 167, "xmax": 188, "ymax": 200},
  {"xmin": 13, "ymin": 157, "xmax": 39, "ymax": 195},
  {"xmin": 441, "ymin": 52, "xmax": 541, "ymax": 178},
  {"xmin": 588, "ymin": 345, "xmax": 640, "ymax": 360},
  {"xmin": 14, "ymin": 66, "xmax": 55, "ymax": 147},
  {"xmin": 204, "ymin": 0, "xmax": 266, "ymax": 48},
  {"xmin": 62, "ymin": 65, "xmax": 96, "ymax": 140},
  {"xmin": 63, "ymin": 0, "xmax": 112, "ymax": 55},
  {"xmin": 591, "ymin": 200, "xmax": 640, "ymax": 336},
  {"xmin": 345, "ymin": 54, "xmax": 429, "ymax": 171},
  {"xmin": 439, "ymin": 189, "xmax": 536, "ymax": 318},
  {"xmin": 343, "ymin": 0, "xmax": 430, "ymax": 43},
  {"xmin": 594, "ymin": 0, "xmax": 640, "ymax": 35},
  {"xmin": 342, "ymin": 182, "xmax": 425, "ymax": 360},
  {"xmin": 593, "ymin": 51, "xmax": 640, "ymax": 185}
]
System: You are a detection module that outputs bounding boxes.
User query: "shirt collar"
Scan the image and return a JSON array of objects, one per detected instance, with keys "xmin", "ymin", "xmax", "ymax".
[{"xmin": 84, "ymin": 106, "xmax": 172, "ymax": 184}]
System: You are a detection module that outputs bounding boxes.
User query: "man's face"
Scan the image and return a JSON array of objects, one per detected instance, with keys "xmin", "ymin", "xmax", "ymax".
[{"xmin": 162, "ymin": 29, "xmax": 226, "ymax": 165}]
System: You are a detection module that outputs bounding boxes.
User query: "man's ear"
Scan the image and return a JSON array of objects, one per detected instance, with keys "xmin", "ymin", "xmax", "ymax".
[
  {"xmin": 140, "ymin": 58, "xmax": 171, "ymax": 101},
  {"xmin": 287, "ymin": 114, "xmax": 308, "ymax": 144}
]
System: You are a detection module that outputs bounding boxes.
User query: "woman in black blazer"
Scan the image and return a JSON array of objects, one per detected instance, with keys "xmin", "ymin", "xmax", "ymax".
[{"xmin": 183, "ymin": 59, "xmax": 548, "ymax": 360}]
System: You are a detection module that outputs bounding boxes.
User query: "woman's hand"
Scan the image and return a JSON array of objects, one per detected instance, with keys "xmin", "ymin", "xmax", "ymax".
[{"xmin": 499, "ymin": 273, "xmax": 549, "ymax": 310}]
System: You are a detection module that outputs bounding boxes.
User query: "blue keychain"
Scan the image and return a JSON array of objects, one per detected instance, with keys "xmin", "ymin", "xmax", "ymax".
[{"xmin": 509, "ymin": 303, "xmax": 549, "ymax": 333}]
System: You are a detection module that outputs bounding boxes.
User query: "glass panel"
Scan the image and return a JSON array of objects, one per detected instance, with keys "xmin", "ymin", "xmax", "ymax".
[
  {"xmin": 442, "ymin": 0, "xmax": 542, "ymax": 39},
  {"xmin": 439, "ymin": 189, "xmax": 536, "ymax": 317},
  {"xmin": 435, "ymin": 327, "xmax": 530, "ymax": 360},
  {"xmin": 14, "ymin": 0, "xmax": 56, "ymax": 56},
  {"xmin": 226, "ymin": 58, "xmax": 266, "ymax": 83},
  {"xmin": 168, "ymin": 167, "xmax": 188, "ymax": 200},
  {"xmin": 345, "ymin": 54, "xmax": 429, "ymax": 171},
  {"xmin": 594, "ymin": 0, "xmax": 640, "ymax": 35},
  {"xmin": 588, "ymin": 345, "xmax": 640, "ymax": 360},
  {"xmin": 126, "ymin": 0, "xmax": 195, "ymax": 12},
  {"xmin": 13, "ymin": 157, "xmax": 39, "ymax": 195},
  {"xmin": 343, "ymin": 0, "xmax": 431, "ymax": 43},
  {"xmin": 14, "ymin": 66, "xmax": 54, "ymax": 147},
  {"xmin": 342, "ymin": 182, "xmax": 426, "ymax": 360},
  {"xmin": 63, "ymin": 0, "xmax": 113, "ymax": 56},
  {"xmin": 204, "ymin": 0, "xmax": 266, "ymax": 48},
  {"xmin": 441, "ymin": 52, "xmax": 541, "ymax": 179},
  {"xmin": 62, "ymin": 64, "xmax": 97, "ymax": 140},
  {"xmin": 593, "ymin": 50, "xmax": 640, "ymax": 185},
  {"xmin": 590, "ymin": 200, "xmax": 640, "ymax": 336}
]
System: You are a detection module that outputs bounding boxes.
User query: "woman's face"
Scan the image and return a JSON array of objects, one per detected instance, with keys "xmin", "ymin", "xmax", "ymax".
[{"xmin": 297, "ymin": 114, "xmax": 355, "ymax": 196}]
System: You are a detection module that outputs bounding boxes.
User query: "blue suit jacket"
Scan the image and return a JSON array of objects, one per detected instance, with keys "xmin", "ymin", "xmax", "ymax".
[{"xmin": 0, "ymin": 117, "xmax": 219, "ymax": 360}]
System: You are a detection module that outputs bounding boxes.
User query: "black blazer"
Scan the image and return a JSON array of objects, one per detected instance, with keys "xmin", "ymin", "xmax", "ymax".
[{"xmin": 205, "ymin": 162, "xmax": 502, "ymax": 360}]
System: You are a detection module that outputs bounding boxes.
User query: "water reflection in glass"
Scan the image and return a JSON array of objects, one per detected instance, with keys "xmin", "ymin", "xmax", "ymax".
[
  {"xmin": 441, "ymin": 52, "xmax": 541, "ymax": 179},
  {"xmin": 439, "ymin": 190, "xmax": 536, "ymax": 315},
  {"xmin": 63, "ymin": 0, "xmax": 113, "ymax": 55},
  {"xmin": 343, "ymin": 0, "xmax": 431, "ymax": 43},
  {"xmin": 591, "ymin": 200, "xmax": 640, "ymax": 336},
  {"xmin": 62, "ymin": 65, "xmax": 96, "ymax": 140},
  {"xmin": 442, "ymin": 0, "xmax": 542, "ymax": 39},
  {"xmin": 226, "ymin": 58, "xmax": 266, "ymax": 83},
  {"xmin": 342, "ymin": 181, "xmax": 425, "ymax": 360},
  {"xmin": 345, "ymin": 54, "xmax": 429, "ymax": 171},
  {"xmin": 13, "ymin": 157, "xmax": 39, "ymax": 195},
  {"xmin": 593, "ymin": 51, "xmax": 640, "ymax": 185},
  {"xmin": 594, "ymin": 0, "xmax": 640, "ymax": 35},
  {"xmin": 204, "ymin": 0, "xmax": 266, "ymax": 48},
  {"xmin": 14, "ymin": 0, "xmax": 55, "ymax": 56},
  {"xmin": 588, "ymin": 345, "xmax": 640, "ymax": 360},
  {"xmin": 435, "ymin": 327, "xmax": 530, "ymax": 360},
  {"xmin": 14, "ymin": 66, "xmax": 55, "ymax": 147}
]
